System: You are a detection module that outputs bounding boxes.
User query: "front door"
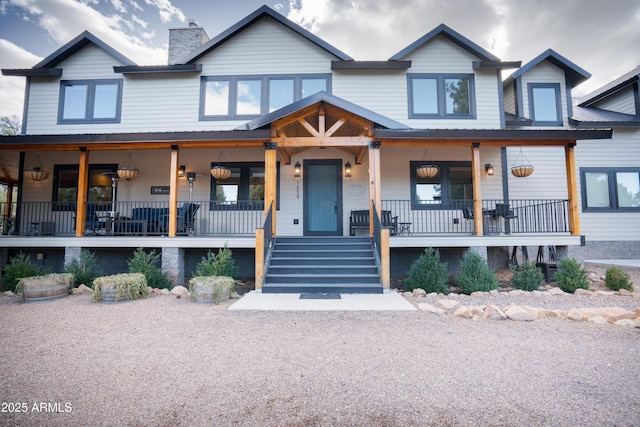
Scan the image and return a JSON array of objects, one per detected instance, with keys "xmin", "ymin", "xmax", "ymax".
[{"xmin": 303, "ymin": 159, "xmax": 343, "ymax": 236}]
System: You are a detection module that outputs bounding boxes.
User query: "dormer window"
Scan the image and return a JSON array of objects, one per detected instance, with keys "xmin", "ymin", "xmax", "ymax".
[
  {"xmin": 408, "ymin": 74, "xmax": 476, "ymax": 119},
  {"xmin": 528, "ymin": 83, "xmax": 562, "ymax": 126},
  {"xmin": 58, "ymin": 79, "xmax": 122, "ymax": 124}
]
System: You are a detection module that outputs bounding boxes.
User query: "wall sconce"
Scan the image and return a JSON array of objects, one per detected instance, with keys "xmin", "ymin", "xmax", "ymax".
[
  {"xmin": 344, "ymin": 161, "xmax": 352, "ymax": 178},
  {"xmin": 178, "ymin": 165, "xmax": 186, "ymax": 178},
  {"xmin": 485, "ymin": 163, "xmax": 494, "ymax": 176},
  {"xmin": 294, "ymin": 161, "xmax": 301, "ymax": 178}
]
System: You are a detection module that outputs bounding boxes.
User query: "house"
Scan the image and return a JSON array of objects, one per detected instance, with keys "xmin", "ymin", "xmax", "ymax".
[{"xmin": 1, "ymin": 5, "xmax": 629, "ymax": 293}]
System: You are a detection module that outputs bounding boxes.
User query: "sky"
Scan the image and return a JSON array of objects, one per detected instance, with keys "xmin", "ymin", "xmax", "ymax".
[{"xmin": 0, "ymin": 0, "xmax": 639, "ymax": 122}]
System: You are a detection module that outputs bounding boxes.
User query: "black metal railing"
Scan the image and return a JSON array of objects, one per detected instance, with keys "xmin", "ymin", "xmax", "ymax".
[
  {"xmin": 372, "ymin": 201, "xmax": 382, "ymax": 261},
  {"xmin": 381, "ymin": 199, "xmax": 569, "ymax": 235},
  {"xmin": 263, "ymin": 202, "xmax": 274, "ymax": 265}
]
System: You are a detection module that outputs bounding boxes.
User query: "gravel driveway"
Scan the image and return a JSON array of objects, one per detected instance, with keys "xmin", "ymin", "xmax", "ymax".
[{"xmin": 0, "ymin": 293, "xmax": 638, "ymax": 426}]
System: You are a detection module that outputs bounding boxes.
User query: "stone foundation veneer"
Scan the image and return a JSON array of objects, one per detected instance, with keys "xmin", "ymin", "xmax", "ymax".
[{"xmin": 162, "ymin": 247, "xmax": 185, "ymax": 288}]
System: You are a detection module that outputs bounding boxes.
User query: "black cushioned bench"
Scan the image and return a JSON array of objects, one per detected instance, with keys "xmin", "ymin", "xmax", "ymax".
[{"xmin": 349, "ymin": 209, "xmax": 398, "ymax": 236}]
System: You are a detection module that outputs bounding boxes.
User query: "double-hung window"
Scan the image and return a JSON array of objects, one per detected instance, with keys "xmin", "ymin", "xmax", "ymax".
[
  {"xmin": 411, "ymin": 161, "xmax": 473, "ymax": 208},
  {"xmin": 201, "ymin": 75, "xmax": 330, "ymax": 120},
  {"xmin": 210, "ymin": 162, "xmax": 280, "ymax": 210},
  {"xmin": 52, "ymin": 164, "xmax": 117, "ymax": 210},
  {"xmin": 58, "ymin": 80, "xmax": 122, "ymax": 124},
  {"xmin": 408, "ymin": 74, "xmax": 475, "ymax": 118},
  {"xmin": 528, "ymin": 83, "xmax": 562, "ymax": 126},
  {"xmin": 581, "ymin": 168, "xmax": 640, "ymax": 211}
]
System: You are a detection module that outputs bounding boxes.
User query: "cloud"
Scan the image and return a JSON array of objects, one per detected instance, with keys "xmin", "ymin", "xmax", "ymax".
[
  {"xmin": 131, "ymin": 13, "xmax": 148, "ymax": 29},
  {"xmin": 110, "ymin": 0, "xmax": 126, "ymax": 14},
  {"xmin": 0, "ymin": 39, "xmax": 43, "ymax": 118},
  {"xmin": 143, "ymin": 0, "xmax": 184, "ymax": 24}
]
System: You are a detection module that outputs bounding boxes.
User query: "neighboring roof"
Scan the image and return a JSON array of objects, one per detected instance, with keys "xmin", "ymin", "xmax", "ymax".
[
  {"xmin": 570, "ymin": 105, "xmax": 640, "ymax": 127},
  {"xmin": 113, "ymin": 64, "xmax": 202, "ymax": 74},
  {"xmin": 178, "ymin": 5, "xmax": 353, "ymax": 64},
  {"xmin": 578, "ymin": 65, "xmax": 640, "ymax": 107},
  {"xmin": 504, "ymin": 112, "xmax": 533, "ymax": 127},
  {"xmin": 237, "ymin": 91, "xmax": 410, "ymax": 131},
  {"xmin": 33, "ymin": 31, "xmax": 135, "ymax": 68},
  {"xmin": 389, "ymin": 23, "xmax": 500, "ymax": 62},
  {"xmin": 504, "ymin": 49, "xmax": 591, "ymax": 87},
  {"xmin": 331, "ymin": 61, "xmax": 411, "ymax": 70},
  {"xmin": 374, "ymin": 128, "xmax": 613, "ymax": 141}
]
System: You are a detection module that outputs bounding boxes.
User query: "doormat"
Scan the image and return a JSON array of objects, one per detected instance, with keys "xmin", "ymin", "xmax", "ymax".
[{"xmin": 300, "ymin": 293, "xmax": 341, "ymax": 300}]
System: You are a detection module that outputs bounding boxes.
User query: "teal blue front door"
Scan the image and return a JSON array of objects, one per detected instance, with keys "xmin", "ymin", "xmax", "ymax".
[{"xmin": 304, "ymin": 160, "xmax": 343, "ymax": 236}]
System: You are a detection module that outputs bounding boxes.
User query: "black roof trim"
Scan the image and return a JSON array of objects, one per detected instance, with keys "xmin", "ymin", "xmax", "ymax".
[
  {"xmin": 179, "ymin": 5, "xmax": 353, "ymax": 64},
  {"xmin": 570, "ymin": 105, "xmax": 640, "ymax": 127},
  {"xmin": 374, "ymin": 128, "xmax": 613, "ymax": 141},
  {"xmin": 34, "ymin": 31, "xmax": 135, "ymax": 68},
  {"xmin": 390, "ymin": 23, "xmax": 500, "ymax": 62},
  {"xmin": 505, "ymin": 49, "xmax": 590, "ymax": 87},
  {"xmin": 578, "ymin": 66, "xmax": 640, "ymax": 107},
  {"xmin": 1, "ymin": 68, "xmax": 63, "ymax": 77},
  {"xmin": 504, "ymin": 112, "xmax": 533, "ymax": 127},
  {"xmin": 473, "ymin": 61, "xmax": 521, "ymax": 70},
  {"xmin": 331, "ymin": 60, "xmax": 411, "ymax": 70},
  {"xmin": 237, "ymin": 91, "xmax": 410, "ymax": 131},
  {"xmin": 113, "ymin": 64, "xmax": 202, "ymax": 74},
  {"xmin": 0, "ymin": 130, "xmax": 271, "ymax": 145}
]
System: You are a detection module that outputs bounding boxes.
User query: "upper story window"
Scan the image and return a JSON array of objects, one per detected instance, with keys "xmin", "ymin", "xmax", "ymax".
[
  {"xmin": 58, "ymin": 80, "xmax": 123, "ymax": 124},
  {"xmin": 408, "ymin": 74, "xmax": 476, "ymax": 119},
  {"xmin": 410, "ymin": 161, "xmax": 473, "ymax": 208},
  {"xmin": 528, "ymin": 83, "xmax": 562, "ymax": 126},
  {"xmin": 581, "ymin": 168, "xmax": 640, "ymax": 211},
  {"xmin": 201, "ymin": 75, "xmax": 330, "ymax": 120}
]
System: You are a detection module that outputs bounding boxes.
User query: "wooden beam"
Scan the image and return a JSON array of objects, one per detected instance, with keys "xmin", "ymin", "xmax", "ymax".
[
  {"xmin": 565, "ymin": 143, "xmax": 580, "ymax": 235},
  {"xmin": 275, "ymin": 136, "xmax": 371, "ymax": 147},
  {"xmin": 355, "ymin": 146, "xmax": 367, "ymax": 165},
  {"xmin": 318, "ymin": 104, "xmax": 326, "ymax": 137},
  {"xmin": 75, "ymin": 149, "xmax": 90, "ymax": 237},
  {"xmin": 471, "ymin": 143, "xmax": 483, "ymax": 236},
  {"xmin": 168, "ymin": 146, "xmax": 179, "ymax": 237},
  {"xmin": 325, "ymin": 118, "xmax": 346, "ymax": 137},
  {"xmin": 278, "ymin": 147, "xmax": 292, "ymax": 165},
  {"xmin": 264, "ymin": 143, "xmax": 277, "ymax": 236},
  {"xmin": 298, "ymin": 118, "xmax": 320, "ymax": 137}
]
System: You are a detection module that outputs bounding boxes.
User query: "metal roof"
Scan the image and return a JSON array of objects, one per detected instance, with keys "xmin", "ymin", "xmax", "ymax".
[
  {"xmin": 570, "ymin": 106, "xmax": 640, "ymax": 127},
  {"xmin": 578, "ymin": 65, "xmax": 640, "ymax": 107},
  {"xmin": 374, "ymin": 128, "xmax": 612, "ymax": 141},
  {"xmin": 389, "ymin": 24, "xmax": 500, "ymax": 62},
  {"xmin": 504, "ymin": 49, "xmax": 590, "ymax": 87},
  {"xmin": 504, "ymin": 112, "xmax": 533, "ymax": 127},
  {"xmin": 178, "ymin": 5, "xmax": 353, "ymax": 64},
  {"xmin": 236, "ymin": 91, "xmax": 411, "ymax": 131}
]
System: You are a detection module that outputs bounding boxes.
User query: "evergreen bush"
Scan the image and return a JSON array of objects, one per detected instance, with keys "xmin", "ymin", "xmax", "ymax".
[
  {"xmin": 2, "ymin": 252, "xmax": 44, "ymax": 292},
  {"xmin": 128, "ymin": 247, "xmax": 171, "ymax": 289},
  {"xmin": 604, "ymin": 266, "xmax": 633, "ymax": 291},
  {"xmin": 63, "ymin": 249, "xmax": 101, "ymax": 287},
  {"xmin": 195, "ymin": 245, "xmax": 237, "ymax": 278},
  {"xmin": 404, "ymin": 247, "xmax": 449, "ymax": 294},
  {"xmin": 554, "ymin": 258, "xmax": 589, "ymax": 293},
  {"xmin": 456, "ymin": 250, "xmax": 498, "ymax": 294},
  {"xmin": 510, "ymin": 261, "xmax": 545, "ymax": 291}
]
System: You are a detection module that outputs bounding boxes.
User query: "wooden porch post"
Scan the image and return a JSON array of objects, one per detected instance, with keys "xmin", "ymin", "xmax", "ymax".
[
  {"xmin": 565, "ymin": 142, "xmax": 580, "ymax": 235},
  {"xmin": 168, "ymin": 145, "xmax": 179, "ymax": 237},
  {"xmin": 264, "ymin": 142, "xmax": 277, "ymax": 236},
  {"xmin": 368, "ymin": 141, "xmax": 381, "ymax": 236},
  {"xmin": 471, "ymin": 142, "xmax": 483, "ymax": 236},
  {"xmin": 75, "ymin": 148, "xmax": 89, "ymax": 237}
]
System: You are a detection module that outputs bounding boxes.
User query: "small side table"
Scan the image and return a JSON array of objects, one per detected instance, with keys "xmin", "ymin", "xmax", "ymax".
[{"xmin": 399, "ymin": 222, "xmax": 412, "ymax": 235}]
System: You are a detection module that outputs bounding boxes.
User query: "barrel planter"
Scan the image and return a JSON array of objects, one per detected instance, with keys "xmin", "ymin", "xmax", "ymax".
[
  {"xmin": 91, "ymin": 273, "xmax": 148, "ymax": 303},
  {"xmin": 18, "ymin": 273, "xmax": 74, "ymax": 303},
  {"xmin": 189, "ymin": 276, "xmax": 235, "ymax": 304}
]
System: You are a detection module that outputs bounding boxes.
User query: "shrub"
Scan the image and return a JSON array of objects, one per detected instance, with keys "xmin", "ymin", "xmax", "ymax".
[
  {"xmin": 195, "ymin": 245, "xmax": 237, "ymax": 278},
  {"xmin": 127, "ymin": 247, "xmax": 171, "ymax": 289},
  {"xmin": 456, "ymin": 250, "xmax": 498, "ymax": 294},
  {"xmin": 604, "ymin": 266, "xmax": 633, "ymax": 291},
  {"xmin": 63, "ymin": 249, "xmax": 101, "ymax": 287},
  {"xmin": 554, "ymin": 258, "xmax": 589, "ymax": 293},
  {"xmin": 2, "ymin": 252, "xmax": 44, "ymax": 292},
  {"xmin": 404, "ymin": 247, "xmax": 449, "ymax": 294},
  {"xmin": 92, "ymin": 273, "xmax": 148, "ymax": 302},
  {"xmin": 510, "ymin": 261, "xmax": 545, "ymax": 291}
]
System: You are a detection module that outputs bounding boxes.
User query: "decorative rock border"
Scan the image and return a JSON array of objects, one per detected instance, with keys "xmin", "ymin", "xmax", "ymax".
[{"xmin": 406, "ymin": 286, "xmax": 640, "ymax": 327}]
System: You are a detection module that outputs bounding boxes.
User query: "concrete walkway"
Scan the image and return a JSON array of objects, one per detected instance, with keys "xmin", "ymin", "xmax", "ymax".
[{"xmin": 228, "ymin": 290, "xmax": 417, "ymax": 311}]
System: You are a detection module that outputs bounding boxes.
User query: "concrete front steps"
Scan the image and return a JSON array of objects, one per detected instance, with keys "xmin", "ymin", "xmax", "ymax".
[{"xmin": 262, "ymin": 236, "xmax": 383, "ymax": 294}]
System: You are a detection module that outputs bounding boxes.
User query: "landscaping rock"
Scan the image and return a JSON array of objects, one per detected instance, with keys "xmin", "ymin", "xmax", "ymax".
[
  {"xmin": 594, "ymin": 290, "xmax": 616, "ymax": 296},
  {"xmin": 160, "ymin": 288, "xmax": 170, "ymax": 295},
  {"xmin": 435, "ymin": 299, "xmax": 460, "ymax": 312},
  {"xmin": 577, "ymin": 307, "xmax": 636, "ymax": 323},
  {"xmin": 619, "ymin": 289, "xmax": 632, "ymax": 296},
  {"xmin": 614, "ymin": 319, "xmax": 636, "ymax": 327},
  {"xmin": 76, "ymin": 284, "xmax": 92, "ymax": 295},
  {"xmin": 153, "ymin": 288, "xmax": 163, "ymax": 295},
  {"xmin": 453, "ymin": 306, "xmax": 473, "ymax": 318},
  {"xmin": 574, "ymin": 288, "xmax": 593, "ymax": 296},
  {"xmin": 588, "ymin": 315, "xmax": 608, "ymax": 325},
  {"xmin": 538, "ymin": 309, "xmax": 566, "ymax": 319},
  {"xmin": 488, "ymin": 289, "xmax": 499, "ymax": 297},
  {"xmin": 469, "ymin": 306, "xmax": 486, "ymax": 317},
  {"xmin": 548, "ymin": 287, "xmax": 565, "ymax": 296},
  {"xmin": 170, "ymin": 285, "xmax": 189, "ymax": 297},
  {"xmin": 504, "ymin": 305, "xmax": 536, "ymax": 321},
  {"xmin": 3, "ymin": 290, "xmax": 15, "ymax": 296},
  {"xmin": 483, "ymin": 304, "xmax": 507, "ymax": 320},
  {"xmin": 403, "ymin": 292, "xmax": 413, "ymax": 298},
  {"xmin": 412, "ymin": 288, "xmax": 426, "ymax": 297},
  {"xmin": 470, "ymin": 291, "xmax": 485, "ymax": 297},
  {"xmin": 508, "ymin": 289, "xmax": 524, "ymax": 296},
  {"xmin": 418, "ymin": 303, "xmax": 445, "ymax": 315}
]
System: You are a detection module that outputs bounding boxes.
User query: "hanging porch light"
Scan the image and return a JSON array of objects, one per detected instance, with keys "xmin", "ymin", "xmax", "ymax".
[
  {"xmin": 24, "ymin": 152, "xmax": 50, "ymax": 181},
  {"xmin": 416, "ymin": 148, "xmax": 439, "ymax": 178},
  {"xmin": 211, "ymin": 149, "xmax": 231, "ymax": 180},
  {"xmin": 117, "ymin": 150, "xmax": 140, "ymax": 181},
  {"xmin": 511, "ymin": 148, "xmax": 534, "ymax": 178}
]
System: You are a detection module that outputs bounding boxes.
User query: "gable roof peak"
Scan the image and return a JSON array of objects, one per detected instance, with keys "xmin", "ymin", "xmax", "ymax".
[
  {"xmin": 34, "ymin": 31, "xmax": 135, "ymax": 68},
  {"xmin": 177, "ymin": 4, "xmax": 353, "ymax": 64},
  {"xmin": 578, "ymin": 65, "xmax": 640, "ymax": 107},
  {"xmin": 507, "ymin": 48, "xmax": 590, "ymax": 87},
  {"xmin": 389, "ymin": 23, "xmax": 500, "ymax": 62}
]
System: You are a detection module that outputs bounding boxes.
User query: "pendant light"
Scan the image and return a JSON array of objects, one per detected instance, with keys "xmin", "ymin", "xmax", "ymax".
[
  {"xmin": 24, "ymin": 152, "xmax": 50, "ymax": 181},
  {"xmin": 117, "ymin": 150, "xmax": 139, "ymax": 181},
  {"xmin": 416, "ymin": 148, "xmax": 438, "ymax": 178},
  {"xmin": 211, "ymin": 149, "xmax": 231, "ymax": 180},
  {"xmin": 511, "ymin": 148, "xmax": 534, "ymax": 178}
]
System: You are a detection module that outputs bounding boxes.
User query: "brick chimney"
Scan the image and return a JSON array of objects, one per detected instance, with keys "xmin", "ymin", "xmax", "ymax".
[{"xmin": 168, "ymin": 19, "xmax": 209, "ymax": 65}]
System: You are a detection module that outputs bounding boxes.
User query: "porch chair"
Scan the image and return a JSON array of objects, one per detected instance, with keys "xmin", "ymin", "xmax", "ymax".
[
  {"xmin": 73, "ymin": 203, "xmax": 106, "ymax": 235},
  {"xmin": 161, "ymin": 203, "xmax": 200, "ymax": 235},
  {"xmin": 494, "ymin": 203, "xmax": 517, "ymax": 234}
]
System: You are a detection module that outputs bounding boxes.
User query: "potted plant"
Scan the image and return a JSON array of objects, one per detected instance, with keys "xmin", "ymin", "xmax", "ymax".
[
  {"xmin": 16, "ymin": 273, "xmax": 74, "ymax": 303},
  {"xmin": 189, "ymin": 276, "xmax": 235, "ymax": 304},
  {"xmin": 91, "ymin": 273, "xmax": 148, "ymax": 303}
]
